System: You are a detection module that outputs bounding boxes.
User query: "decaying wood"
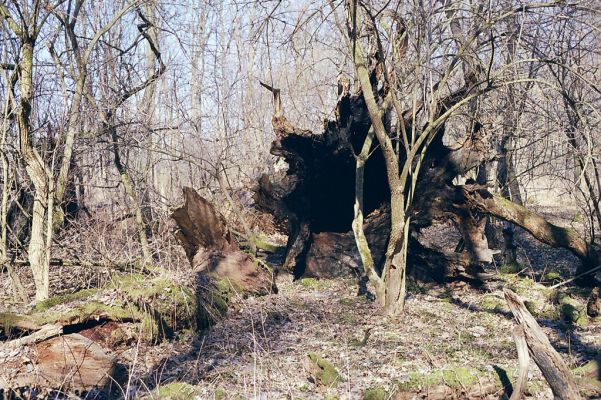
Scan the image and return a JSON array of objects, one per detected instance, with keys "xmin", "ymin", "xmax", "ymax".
[
  {"xmin": 2, "ymin": 324, "xmax": 62, "ymax": 350},
  {"xmin": 0, "ymin": 333, "xmax": 123, "ymax": 395},
  {"xmin": 172, "ymin": 186, "xmax": 232, "ymax": 263},
  {"xmin": 255, "ymin": 63, "xmax": 598, "ymax": 285},
  {"xmin": 172, "ymin": 187, "xmax": 276, "ymax": 328},
  {"xmin": 504, "ymin": 289, "xmax": 582, "ymax": 400},
  {"xmin": 509, "ymin": 325, "xmax": 530, "ymax": 400}
]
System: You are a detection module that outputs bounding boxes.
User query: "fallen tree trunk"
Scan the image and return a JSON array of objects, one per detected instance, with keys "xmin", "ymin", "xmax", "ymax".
[
  {"xmin": 172, "ymin": 187, "xmax": 276, "ymax": 329},
  {"xmin": 462, "ymin": 185, "xmax": 600, "ymax": 275},
  {"xmin": 505, "ymin": 289, "xmax": 582, "ymax": 400}
]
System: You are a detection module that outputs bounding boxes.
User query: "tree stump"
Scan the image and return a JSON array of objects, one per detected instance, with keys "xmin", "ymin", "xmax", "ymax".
[{"xmin": 172, "ymin": 187, "xmax": 276, "ymax": 329}]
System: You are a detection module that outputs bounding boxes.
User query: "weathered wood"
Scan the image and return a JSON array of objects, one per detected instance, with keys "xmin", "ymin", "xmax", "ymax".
[
  {"xmin": 509, "ymin": 325, "xmax": 530, "ymax": 400},
  {"xmin": 2, "ymin": 324, "xmax": 62, "ymax": 350},
  {"xmin": 172, "ymin": 187, "xmax": 276, "ymax": 328},
  {"xmin": 504, "ymin": 289, "xmax": 581, "ymax": 400},
  {"xmin": 0, "ymin": 333, "xmax": 123, "ymax": 395},
  {"xmin": 255, "ymin": 72, "xmax": 596, "ymax": 286},
  {"xmin": 172, "ymin": 186, "xmax": 233, "ymax": 263}
]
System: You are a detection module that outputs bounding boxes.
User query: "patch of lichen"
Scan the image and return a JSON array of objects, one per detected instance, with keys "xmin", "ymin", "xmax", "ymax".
[
  {"xmin": 32, "ymin": 288, "xmax": 100, "ymax": 313},
  {"xmin": 398, "ymin": 367, "xmax": 480, "ymax": 390}
]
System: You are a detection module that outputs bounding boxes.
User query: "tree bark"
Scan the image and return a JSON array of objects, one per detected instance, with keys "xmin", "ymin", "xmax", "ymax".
[{"xmin": 17, "ymin": 40, "xmax": 53, "ymax": 301}]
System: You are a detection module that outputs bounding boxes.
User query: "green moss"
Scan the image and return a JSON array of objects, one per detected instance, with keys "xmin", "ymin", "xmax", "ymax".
[
  {"xmin": 524, "ymin": 300, "xmax": 538, "ymax": 315},
  {"xmin": 543, "ymin": 272, "xmax": 562, "ymax": 282},
  {"xmin": 152, "ymin": 382, "xmax": 200, "ymax": 399},
  {"xmin": 110, "ymin": 272, "xmax": 197, "ymax": 336},
  {"xmin": 500, "ymin": 261, "xmax": 522, "ymax": 274},
  {"xmin": 214, "ymin": 388, "xmax": 227, "ymax": 400},
  {"xmin": 480, "ymin": 295, "xmax": 509, "ymax": 313},
  {"xmin": 35, "ymin": 301, "xmax": 140, "ymax": 326},
  {"xmin": 399, "ymin": 367, "xmax": 479, "ymax": 390},
  {"xmin": 299, "ymin": 278, "xmax": 329, "ymax": 290},
  {"xmin": 195, "ymin": 276, "xmax": 230, "ymax": 331},
  {"xmin": 573, "ymin": 358, "xmax": 600, "ymax": 378},
  {"xmin": 252, "ymin": 235, "xmax": 285, "ymax": 253},
  {"xmin": 307, "ymin": 353, "xmax": 342, "ymax": 386},
  {"xmin": 363, "ymin": 386, "xmax": 387, "ymax": 400},
  {"xmin": 32, "ymin": 288, "xmax": 99, "ymax": 313},
  {"xmin": 558, "ymin": 295, "xmax": 588, "ymax": 327}
]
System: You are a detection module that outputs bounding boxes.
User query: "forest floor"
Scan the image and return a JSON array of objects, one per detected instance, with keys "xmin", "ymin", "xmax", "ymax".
[
  {"xmin": 1, "ymin": 207, "xmax": 600, "ymax": 399},
  {"xmin": 122, "ymin": 274, "xmax": 599, "ymax": 399}
]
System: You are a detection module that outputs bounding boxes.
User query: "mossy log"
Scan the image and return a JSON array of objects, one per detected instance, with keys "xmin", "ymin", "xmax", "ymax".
[{"xmin": 1, "ymin": 272, "xmax": 198, "ymax": 346}]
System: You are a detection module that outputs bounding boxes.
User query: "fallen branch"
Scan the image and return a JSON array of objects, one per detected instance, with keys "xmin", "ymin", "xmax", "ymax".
[
  {"xmin": 548, "ymin": 265, "xmax": 601, "ymax": 290},
  {"xmin": 509, "ymin": 325, "xmax": 530, "ymax": 400},
  {"xmin": 2, "ymin": 324, "xmax": 63, "ymax": 350},
  {"xmin": 504, "ymin": 289, "xmax": 581, "ymax": 400}
]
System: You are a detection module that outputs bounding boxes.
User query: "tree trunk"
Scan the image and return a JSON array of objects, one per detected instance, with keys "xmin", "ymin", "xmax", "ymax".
[
  {"xmin": 111, "ymin": 125, "xmax": 153, "ymax": 267},
  {"xmin": 17, "ymin": 41, "xmax": 53, "ymax": 301}
]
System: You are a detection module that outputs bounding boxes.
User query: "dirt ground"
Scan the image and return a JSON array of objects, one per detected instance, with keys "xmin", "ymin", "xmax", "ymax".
[{"xmin": 1, "ymin": 210, "xmax": 600, "ymax": 399}]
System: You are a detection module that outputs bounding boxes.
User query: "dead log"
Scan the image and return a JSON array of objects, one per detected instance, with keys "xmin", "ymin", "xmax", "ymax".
[
  {"xmin": 172, "ymin": 187, "xmax": 276, "ymax": 329},
  {"xmin": 504, "ymin": 289, "xmax": 582, "ymax": 400},
  {"xmin": 0, "ymin": 333, "xmax": 124, "ymax": 396},
  {"xmin": 2, "ymin": 324, "xmax": 62, "ymax": 350}
]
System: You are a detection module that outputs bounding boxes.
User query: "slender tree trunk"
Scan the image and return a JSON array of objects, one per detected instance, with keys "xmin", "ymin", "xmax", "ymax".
[
  {"xmin": 1, "ymin": 69, "xmax": 28, "ymax": 303},
  {"xmin": 110, "ymin": 126, "xmax": 152, "ymax": 267},
  {"xmin": 352, "ymin": 126, "xmax": 385, "ymax": 304},
  {"xmin": 17, "ymin": 41, "xmax": 52, "ymax": 301}
]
